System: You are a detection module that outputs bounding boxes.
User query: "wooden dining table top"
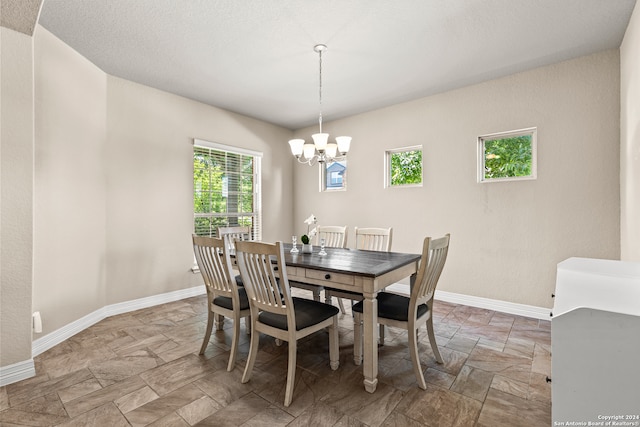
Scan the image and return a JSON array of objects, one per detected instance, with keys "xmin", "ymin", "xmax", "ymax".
[{"xmin": 281, "ymin": 243, "xmax": 420, "ymax": 278}]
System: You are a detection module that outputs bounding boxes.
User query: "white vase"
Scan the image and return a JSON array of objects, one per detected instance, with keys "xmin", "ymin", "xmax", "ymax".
[{"xmin": 301, "ymin": 244, "xmax": 313, "ymax": 254}]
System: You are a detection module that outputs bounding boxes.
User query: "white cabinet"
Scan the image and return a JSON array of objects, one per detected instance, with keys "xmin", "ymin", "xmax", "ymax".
[{"xmin": 552, "ymin": 257, "xmax": 640, "ymax": 424}]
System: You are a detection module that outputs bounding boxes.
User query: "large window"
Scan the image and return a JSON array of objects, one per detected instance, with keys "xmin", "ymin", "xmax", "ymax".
[
  {"xmin": 478, "ymin": 128, "xmax": 537, "ymax": 183},
  {"xmin": 193, "ymin": 139, "xmax": 262, "ymax": 239}
]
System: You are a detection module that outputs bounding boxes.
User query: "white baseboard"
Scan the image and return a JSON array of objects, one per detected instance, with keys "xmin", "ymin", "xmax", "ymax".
[
  {"xmin": 2, "ymin": 286, "xmax": 205, "ymax": 387},
  {"xmin": 0, "ymin": 359, "xmax": 36, "ymax": 387},
  {"xmin": 385, "ymin": 283, "xmax": 551, "ymax": 320},
  {"xmin": 31, "ymin": 286, "xmax": 206, "ymax": 358}
]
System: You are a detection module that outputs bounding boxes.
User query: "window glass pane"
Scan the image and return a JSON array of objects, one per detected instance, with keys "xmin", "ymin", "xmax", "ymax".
[
  {"xmin": 478, "ymin": 128, "xmax": 536, "ymax": 182},
  {"xmin": 194, "ymin": 143, "xmax": 261, "ymax": 238},
  {"xmin": 390, "ymin": 149, "xmax": 422, "ymax": 186},
  {"xmin": 385, "ymin": 147, "xmax": 423, "ymax": 188},
  {"xmin": 321, "ymin": 160, "xmax": 347, "ymax": 192}
]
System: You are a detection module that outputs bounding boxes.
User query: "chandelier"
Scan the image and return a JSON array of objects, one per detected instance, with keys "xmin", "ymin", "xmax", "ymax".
[{"xmin": 289, "ymin": 44, "xmax": 351, "ymax": 165}]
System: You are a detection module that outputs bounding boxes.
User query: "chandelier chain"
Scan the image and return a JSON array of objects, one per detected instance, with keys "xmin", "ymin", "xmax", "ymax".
[{"xmin": 318, "ymin": 47, "xmax": 323, "ymax": 133}]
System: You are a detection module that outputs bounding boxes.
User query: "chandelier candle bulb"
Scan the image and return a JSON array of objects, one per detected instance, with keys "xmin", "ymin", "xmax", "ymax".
[
  {"xmin": 312, "ymin": 133, "xmax": 329, "ymax": 151},
  {"xmin": 326, "ymin": 143, "xmax": 338, "ymax": 158},
  {"xmin": 336, "ymin": 136, "xmax": 351, "ymax": 155},
  {"xmin": 303, "ymin": 143, "xmax": 316, "ymax": 160},
  {"xmin": 289, "ymin": 139, "xmax": 305, "ymax": 157}
]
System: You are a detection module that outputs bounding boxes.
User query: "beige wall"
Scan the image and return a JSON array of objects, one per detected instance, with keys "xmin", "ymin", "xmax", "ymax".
[
  {"xmin": 33, "ymin": 26, "xmax": 108, "ymax": 334},
  {"xmin": 29, "ymin": 27, "xmax": 294, "ymax": 336},
  {"xmin": 293, "ymin": 50, "xmax": 621, "ymax": 309},
  {"xmin": 0, "ymin": 27, "xmax": 35, "ymax": 367},
  {"xmin": 105, "ymin": 76, "xmax": 294, "ymax": 304},
  {"xmin": 621, "ymin": 2, "xmax": 640, "ymax": 261}
]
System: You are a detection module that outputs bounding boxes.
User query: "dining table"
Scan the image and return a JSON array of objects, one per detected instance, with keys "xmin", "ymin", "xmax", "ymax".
[{"xmin": 280, "ymin": 243, "xmax": 421, "ymax": 393}]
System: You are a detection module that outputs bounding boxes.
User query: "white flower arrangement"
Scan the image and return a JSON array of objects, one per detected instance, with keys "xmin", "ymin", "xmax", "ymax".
[{"xmin": 301, "ymin": 214, "xmax": 317, "ymax": 244}]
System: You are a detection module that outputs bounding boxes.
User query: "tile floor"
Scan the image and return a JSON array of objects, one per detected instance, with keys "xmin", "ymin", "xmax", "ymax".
[{"xmin": 0, "ymin": 289, "xmax": 551, "ymax": 426}]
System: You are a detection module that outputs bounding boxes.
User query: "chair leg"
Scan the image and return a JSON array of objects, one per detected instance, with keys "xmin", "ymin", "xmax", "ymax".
[
  {"xmin": 284, "ymin": 338, "xmax": 297, "ymax": 407},
  {"xmin": 199, "ymin": 310, "xmax": 215, "ymax": 355},
  {"xmin": 379, "ymin": 324, "xmax": 385, "ymax": 345},
  {"xmin": 408, "ymin": 326, "xmax": 427, "ymax": 389},
  {"xmin": 245, "ymin": 316, "xmax": 251, "ymax": 335},
  {"xmin": 227, "ymin": 312, "xmax": 241, "ymax": 371},
  {"xmin": 426, "ymin": 315, "xmax": 443, "ymax": 364},
  {"xmin": 241, "ymin": 318, "xmax": 260, "ymax": 384},
  {"xmin": 215, "ymin": 313, "xmax": 224, "ymax": 331},
  {"xmin": 337, "ymin": 298, "xmax": 346, "ymax": 314},
  {"xmin": 353, "ymin": 312, "xmax": 363, "ymax": 365},
  {"xmin": 329, "ymin": 317, "xmax": 339, "ymax": 370},
  {"xmin": 312, "ymin": 288, "xmax": 320, "ymax": 302}
]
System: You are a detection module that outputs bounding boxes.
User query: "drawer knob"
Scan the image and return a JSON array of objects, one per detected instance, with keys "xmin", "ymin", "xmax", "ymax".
[{"xmin": 325, "ymin": 274, "xmax": 331, "ymax": 280}]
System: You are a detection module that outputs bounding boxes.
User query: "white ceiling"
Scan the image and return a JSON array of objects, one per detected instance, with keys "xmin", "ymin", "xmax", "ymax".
[{"xmin": 38, "ymin": 0, "xmax": 636, "ymax": 130}]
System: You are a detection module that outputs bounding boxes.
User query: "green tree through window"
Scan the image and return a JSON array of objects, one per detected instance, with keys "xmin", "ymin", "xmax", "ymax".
[
  {"xmin": 194, "ymin": 143, "xmax": 261, "ymax": 238},
  {"xmin": 386, "ymin": 147, "xmax": 423, "ymax": 187},
  {"xmin": 478, "ymin": 128, "xmax": 537, "ymax": 182}
]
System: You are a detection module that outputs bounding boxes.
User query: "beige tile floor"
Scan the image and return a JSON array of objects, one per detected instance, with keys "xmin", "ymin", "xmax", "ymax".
[{"xmin": 0, "ymin": 289, "xmax": 551, "ymax": 426}]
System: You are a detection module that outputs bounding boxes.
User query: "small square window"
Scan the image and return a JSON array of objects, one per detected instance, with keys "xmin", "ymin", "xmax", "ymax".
[
  {"xmin": 385, "ymin": 146, "xmax": 423, "ymax": 188},
  {"xmin": 478, "ymin": 128, "xmax": 537, "ymax": 183},
  {"xmin": 320, "ymin": 160, "xmax": 347, "ymax": 192}
]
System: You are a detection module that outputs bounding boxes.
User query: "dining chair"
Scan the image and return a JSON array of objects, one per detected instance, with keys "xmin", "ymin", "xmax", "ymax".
[
  {"xmin": 192, "ymin": 235, "xmax": 251, "ymax": 371},
  {"xmin": 302, "ymin": 225, "xmax": 348, "ymax": 312},
  {"xmin": 352, "ymin": 234, "xmax": 450, "ymax": 389},
  {"xmin": 235, "ymin": 240, "xmax": 340, "ymax": 407},
  {"xmin": 217, "ymin": 225, "xmax": 251, "ymax": 242},
  {"xmin": 354, "ymin": 226, "xmax": 393, "ymax": 251},
  {"xmin": 287, "ymin": 225, "xmax": 348, "ymax": 304},
  {"xmin": 218, "ymin": 226, "xmax": 251, "ymax": 288},
  {"xmin": 325, "ymin": 226, "xmax": 393, "ymax": 314},
  {"xmin": 315, "ymin": 225, "xmax": 348, "ymax": 248}
]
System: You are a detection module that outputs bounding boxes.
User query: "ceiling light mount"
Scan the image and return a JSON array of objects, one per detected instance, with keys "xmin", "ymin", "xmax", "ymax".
[
  {"xmin": 314, "ymin": 44, "xmax": 327, "ymax": 53},
  {"xmin": 289, "ymin": 44, "xmax": 351, "ymax": 166}
]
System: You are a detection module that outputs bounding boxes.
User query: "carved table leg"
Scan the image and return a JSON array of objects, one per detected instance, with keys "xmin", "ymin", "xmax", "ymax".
[{"xmin": 362, "ymin": 290, "xmax": 378, "ymax": 393}]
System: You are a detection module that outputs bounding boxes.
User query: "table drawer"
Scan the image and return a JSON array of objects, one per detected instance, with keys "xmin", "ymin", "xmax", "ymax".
[
  {"xmin": 274, "ymin": 266, "xmax": 297, "ymax": 276},
  {"xmin": 305, "ymin": 269, "xmax": 354, "ymax": 286},
  {"xmin": 286, "ymin": 266, "xmax": 297, "ymax": 277}
]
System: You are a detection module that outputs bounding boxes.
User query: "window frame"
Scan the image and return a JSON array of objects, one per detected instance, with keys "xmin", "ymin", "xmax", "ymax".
[
  {"xmin": 384, "ymin": 145, "xmax": 423, "ymax": 188},
  {"xmin": 477, "ymin": 127, "xmax": 537, "ymax": 183},
  {"xmin": 193, "ymin": 138, "xmax": 262, "ymax": 241}
]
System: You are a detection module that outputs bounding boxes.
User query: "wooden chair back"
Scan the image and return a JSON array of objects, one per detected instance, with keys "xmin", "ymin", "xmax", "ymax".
[
  {"xmin": 218, "ymin": 225, "xmax": 250, "ymax": 241},
  {"xmin": 192, "ymin": 235, "xmax": 235, "ymax": 298},
  {"xmin": 316, "ymin": 225, "xmax": 348, "ymax": 248},
  {"xmin": 412, "ymin": 234, "xmax": 450, "ymax": 306},
  {"xmin": 235, "ymin": 240, "xmax": 293, "ymax": 318},
  {"xmin": 354, "ymin": 227, "xmax": 393, "ymax": 251}
]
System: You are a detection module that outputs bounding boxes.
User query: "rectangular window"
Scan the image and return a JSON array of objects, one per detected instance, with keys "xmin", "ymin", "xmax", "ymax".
[
  {"xmin": 320, "ymin": 160, "xmax": 347, "ymax": 192},
  {"xmin": 478, "ymin": 128, "xmax": 537, "ymax": 183},
  {"xmin": 385, "ymin": 146, "xmax": 423, "ymax": 188},
  {"xmin": 193, "ymin": 139, "xmax": 262, "ymax": 240}
]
